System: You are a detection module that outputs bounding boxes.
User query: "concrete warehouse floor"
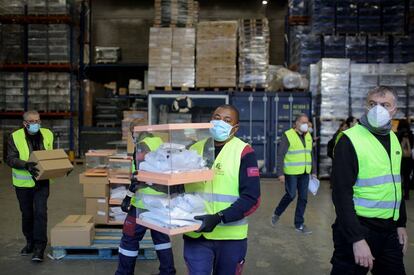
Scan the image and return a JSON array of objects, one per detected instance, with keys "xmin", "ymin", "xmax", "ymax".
[{"xmin": 0, "ymin": 164, "xmax": 413, "ymax": 275}]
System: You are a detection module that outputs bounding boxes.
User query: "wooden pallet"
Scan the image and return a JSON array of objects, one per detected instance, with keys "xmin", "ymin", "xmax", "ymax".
[
  {"xmin": 239, "ymin": 87, "xmax": 267, "ymax": 92},
  {"xmin": 196, "ymin": 87, "xmax": 235, "ymax": 92},
  {"xmin": 148, "ymin": 86, "xmax": 196, "ymax": 92},
  {"xmin": 288, "ymin": 16, "xmax": 310, "ymax": 26},
  {"xmin": 51, "ymin": 228, "xmax": 157, "ymax": 260}
]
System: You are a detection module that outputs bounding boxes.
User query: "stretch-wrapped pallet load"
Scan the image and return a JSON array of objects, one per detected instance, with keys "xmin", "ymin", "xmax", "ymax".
[
  {"xmin": 0, "ymin": 0, "xmax": 25, "ymax": 14},
  {"xmin": 238, "ymin": 18, "xmax": 270, "ymax": 89},
  {"xmin": 172, "ymin": 28, "xmax": 195, "ymax": 88},
  {"xmin": 196, "ymin": 21, "xmax": 238, "ymax": 88},
  {"xmin": 350, "ymin": 64, "xmax": 379, "ymax": 119},
  {"xmin": 154, "ymin": 0, "xmax": 197, "ymax": 27},
  {"xmin": 28, "ymin": 24, "xmax": 70, "ymax": 64},
  {"xmin": 0, "ymin": 72, "xmax": 24, "ymax": 111},
  {"xmin": 316, "ymin": 58, "xmax": 350, "ymax": 178},
  {"xmin": 0, "ymin": 24, "xmax": 24, "ymax": 63},
  {"xmin": 317, "ymin": 58, "xmax": 350, "ymax": 119},
  {"xmin": 408, "ymin": 63, "xmax": 414, "ymax": 120},
  {"xmin": 379, "ymin": 63, "xmax": 408, "ymax": 119},
  {"xmin": 28, "ymin": 72, "xmax": 71, "ymax": 112},
  {"xmin": 148, "ymin": 28, "xmax": 173, "ymax": 87},
  {"xmin": 289, "ymin": 26, "xmax": 321, "ymax": 74}
]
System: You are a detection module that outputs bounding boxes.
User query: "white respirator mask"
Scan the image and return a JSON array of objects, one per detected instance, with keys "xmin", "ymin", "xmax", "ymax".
[{"xmin": 367, "ymin": 104, "xmax": 391, "ymax": 128}]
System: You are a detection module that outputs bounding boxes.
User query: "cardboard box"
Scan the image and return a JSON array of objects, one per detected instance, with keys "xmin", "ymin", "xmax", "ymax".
[
  {"xmin": 62, "ymin": 214, "xmax": 94, "ymax": 224},
  {"xmin": 29, "ymin": 149, "xmax": 73, "ymax": 180},
  {"xmin": 51, "ymin": 215, "xmax": 94, "ymax": 247},
  {"xmin": 86, "ymin": 198, "xmax": 109, "ymax": 224},
  {"xmin": 79, "ymin": 173, "xmax": 109, "ymax": 198}
]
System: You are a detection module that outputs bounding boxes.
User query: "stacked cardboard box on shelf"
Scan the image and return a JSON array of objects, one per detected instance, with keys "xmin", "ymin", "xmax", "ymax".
[
  {"xmin": 238, "ymin": 18, "xmax": 270, "ymax": 89},
  {"xmin": 172, "ymin": 28, "xmax": 195, "ymax": 88},
  {"xmin": 196, "ymin": 21, "xmax": 238, "ymax": 88},
  {"xmin": 148, "ymin": 28, "xmax": 173, "ymax": 87}
]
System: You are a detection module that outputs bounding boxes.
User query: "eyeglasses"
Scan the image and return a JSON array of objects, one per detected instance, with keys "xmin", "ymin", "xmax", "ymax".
[
  {"xmin": 366, "ymin": 101, "xmax": 395, "ymax": 111},
  {"xmin": 25, "ymin": 120, "xmax": 41, "ymax": 124}
]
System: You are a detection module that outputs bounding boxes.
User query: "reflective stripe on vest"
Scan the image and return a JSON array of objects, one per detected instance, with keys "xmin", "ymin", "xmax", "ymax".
[
  {"xmin": 131, "ymin": 136, "xmax": 164, "ymax": 209},
  {"xmin": 185, "ymin": 137, "xmax": 249, "ymax": 240},
  {"xmin": 11, "ymin": 128, "xmax": 53, "ymax": 188},
  {"xmin": 283, "ymin": 129, "xmax": 312, "ymax": 175},
  {"xmin": 343, "ymin": 124, "xmax": 402, "ymax": 221}
]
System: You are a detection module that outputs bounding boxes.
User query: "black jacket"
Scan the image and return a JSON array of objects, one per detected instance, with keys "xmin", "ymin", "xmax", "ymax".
[
  {"xmin": 331, "ymin": 130, "xmax": 407, "ymax": 244},
  {"xmin": 6, "ymin": 128, "xmax": 52, "ymax": 171}
]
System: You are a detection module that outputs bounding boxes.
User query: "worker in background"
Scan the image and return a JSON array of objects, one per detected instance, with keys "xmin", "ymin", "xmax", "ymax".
[
  {"xmin": 327, "ymin": 116, "xmax": 358, "ymax": 159},
  {"xmin": 331, "ymin": 86, "xmax": 408, "ymax": 274},
  {"xmin": 397, "ymin": 119, "xmax": 413, "ymax": 200},
  {"xmin": 271, "ymin": 113, "xmax": 316, "ymax": 234},
  {"xmin": 6, "ymin": 110, "xmax": 54, "ymax": 262},
  {"xmin": 184, "ymin": 105, "xmax": 261, "ymax": 274},
  {"xmin": 115, "ymin": 120, "xmax": 176, "ymax": 275}
]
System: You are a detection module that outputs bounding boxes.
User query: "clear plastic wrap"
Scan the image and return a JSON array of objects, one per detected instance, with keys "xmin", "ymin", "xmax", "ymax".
[{"xmin": 238, "ymin": 18, "xmax": 269, "ymax": 88}]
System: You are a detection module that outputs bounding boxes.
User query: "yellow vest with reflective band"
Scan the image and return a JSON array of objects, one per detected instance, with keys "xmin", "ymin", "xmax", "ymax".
[
  {"xmin": 283, "ymin": 128, "xmax": 312, "ymax": 175},
  {"xmin": 131, "ymin": 136, "xmax": 166, "ymax": 209},
  {"xmin": 341, "ymin": 124, "xmax": 402, "ymax": 221},
  {"xmin": 185, "ymin": 137, "xmax": 249, "ymax": 240},
  {"xmin": 11, "ymin": 128, "xmax": 53, "ymax": 188}
]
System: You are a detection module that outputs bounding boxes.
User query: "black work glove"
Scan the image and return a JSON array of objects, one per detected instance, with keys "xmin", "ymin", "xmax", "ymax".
[
  {"xmin": 121, "ymin": 171, "xmax": 140, "ymax": 213},
  {"xmin": 25, "ymin": 162, "xmax": 39, "ymax": 178},
  {"xmin": 121, "ymin": 196, "xmax": 131, "ymax": 213},
  {"xmin": 194, "ymin": 213, "xmax": 222, "ymax": 233},
  {"xmin": 129, "ymin": 171, "xmax": 139, "ymax": 193}
]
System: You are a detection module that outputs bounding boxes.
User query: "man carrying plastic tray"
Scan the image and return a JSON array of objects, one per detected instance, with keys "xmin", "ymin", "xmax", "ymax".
[
  {"xmin": 184, "ymin": 104, "xmax": 261, "ymax": 274},
  {"xmin": 114, "ymin": 119, "xmax": 176, "ymax": 275}
]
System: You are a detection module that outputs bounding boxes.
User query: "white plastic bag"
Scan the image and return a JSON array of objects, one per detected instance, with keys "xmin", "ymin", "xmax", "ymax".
[{"xmin": 308, "ymin": 176, "xmax": 320, "ymax": 196}]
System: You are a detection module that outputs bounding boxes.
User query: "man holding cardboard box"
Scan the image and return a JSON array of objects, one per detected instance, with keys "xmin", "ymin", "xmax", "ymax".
[{"xmin": 6, "ymin": 110, "xmax": 54, "ymax": 262}]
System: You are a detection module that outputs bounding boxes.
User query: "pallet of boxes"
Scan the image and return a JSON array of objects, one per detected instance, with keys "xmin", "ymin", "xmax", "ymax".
[
  {"xmin": 51, "ymin": 149, "xmax": 156, "ymax": 260},
  {"xmin": 196, "ymin": 21, "xmax": 238, "ymax": 90}
]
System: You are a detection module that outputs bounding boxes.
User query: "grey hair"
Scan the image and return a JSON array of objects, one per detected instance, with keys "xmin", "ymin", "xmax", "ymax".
[
  {"xmin": 366, "ymin": 86, "xmax": 398, "ymax": 104},
  {"xmin": 295, "ymin": 113, "xmax": 309, "ymax": 123},
  {"xmin": 23, "ymin": 110, "xmax": 39, "ymax": 121}
]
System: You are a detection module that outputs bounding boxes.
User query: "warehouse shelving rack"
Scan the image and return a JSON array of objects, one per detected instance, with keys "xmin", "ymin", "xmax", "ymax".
[{"xmin": 0, "ymin": 4, "xmax": 78, "ymax": 155}]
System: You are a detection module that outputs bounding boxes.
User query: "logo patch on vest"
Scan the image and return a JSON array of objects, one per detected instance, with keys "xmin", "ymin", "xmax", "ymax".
[
  {"xmin": 396, "ymin": 151, "xmax": 400, "ymax": 155},
  {"xmin": 247, "ymin": 167, "xmax": 260, "ymax": 177},
  {"xmin": 215, "ymin": 162, "xmax": 224, "ymax": 175}
]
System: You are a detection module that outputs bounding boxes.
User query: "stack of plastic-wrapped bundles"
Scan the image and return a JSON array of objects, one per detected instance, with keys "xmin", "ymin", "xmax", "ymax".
[{"xmin": 238, "ymin": 18, "xmax": 270, "ymax": 89}]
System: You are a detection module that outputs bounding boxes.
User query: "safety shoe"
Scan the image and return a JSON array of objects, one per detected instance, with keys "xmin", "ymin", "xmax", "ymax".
[
  {"xmin": 20, "ymin": 243, "xmax": 34, "ymax": 256},
  {"xmin": 31, "ymin": 248, "xmax": 44, "ymax": 262},
  {"xmin": 295, "ymin": 224, "xmax": 312, "ymax": 235},
  {"xmin": 271, "ymin": 214, "xmax": 280, "ymax": 227}
]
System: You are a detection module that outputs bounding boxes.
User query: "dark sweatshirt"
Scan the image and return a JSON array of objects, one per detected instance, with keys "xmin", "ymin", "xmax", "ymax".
[{"xmin": 331, "ymin": 132, "xmax": 407, "ymax": 244}]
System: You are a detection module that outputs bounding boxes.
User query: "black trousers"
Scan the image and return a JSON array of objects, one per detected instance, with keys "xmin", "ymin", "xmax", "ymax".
[
  {"xmin": 15, "ymin": 181, "xmax": 50, "ymax": 250},
  {"xmin": 401, "ymin": 157, "xmax": 413, "ymax": 198},
  {"xmin": 331, "ymin": 224, "xmax": 406, "ymax": 275}
]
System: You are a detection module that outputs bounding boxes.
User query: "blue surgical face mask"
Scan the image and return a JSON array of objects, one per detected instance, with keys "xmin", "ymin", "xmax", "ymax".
[
  {"xmin": 27, "ymin": 123, "xmax": 40, "ymax": 134},
  {"xmin": 209, "ymin": 120, "xmax": 234, "ymax": 142}
]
